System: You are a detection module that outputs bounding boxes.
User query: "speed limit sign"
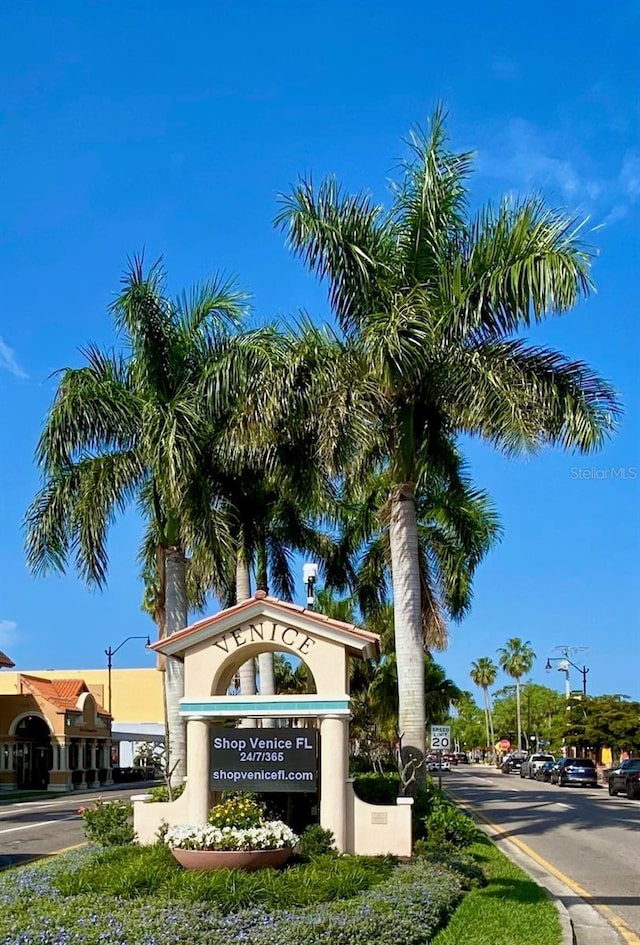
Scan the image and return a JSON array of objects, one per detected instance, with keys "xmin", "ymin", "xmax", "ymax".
[{"xmin": 430, "ymin": 725, "xmax": 451, "ymax": 751}]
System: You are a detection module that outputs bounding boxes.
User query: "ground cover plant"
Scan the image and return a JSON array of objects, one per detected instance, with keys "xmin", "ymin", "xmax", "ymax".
[
  {"xmin": 0, "ymin": 792, "xmax": 561, "ymax": 945},
  {"xmin": 52, "ymin": 844, "xmax": 394, "ymax": 908},
  {"xmin": 0, "ymin": 847, "xmax": 464, "ymax": 944}
]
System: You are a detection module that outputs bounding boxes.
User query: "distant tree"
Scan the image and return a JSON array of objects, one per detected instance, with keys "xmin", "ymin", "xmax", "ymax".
[
  {"xmin": 565, "ymin": 694, "xmax": 640, "ymax": 758},
  {"xmin": 450, "ymin": 691, "xmax": 486, "ymax": 753},
  {"xmin": 470, "ymin": 657, "xmax": 498, "ymax": 748},
  {"xmin": 498, "ymin": 638, "xmax": 535, "ymax": 752}
]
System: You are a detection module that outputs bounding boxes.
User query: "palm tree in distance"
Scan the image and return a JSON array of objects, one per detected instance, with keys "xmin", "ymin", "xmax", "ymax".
[
  {"xmin": 470, "ymin": 657, "xmax": 498, "ymax": 750},
  {"xmin": 277, "ymin": 107, "xmax": 620, "ymax": 780},
  {"xmin": 498, "ymin": 638, "xmax": 536, "ymax": 752},
  {"xmin": 24, "ymin": 257, "xmax": 258, "ymax": 781}
]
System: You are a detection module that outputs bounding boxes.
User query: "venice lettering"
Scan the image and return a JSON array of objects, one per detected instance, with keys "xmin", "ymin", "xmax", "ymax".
[{"xmin": 211, "ymin": 622, "xmax": 316, "ymax": 656}]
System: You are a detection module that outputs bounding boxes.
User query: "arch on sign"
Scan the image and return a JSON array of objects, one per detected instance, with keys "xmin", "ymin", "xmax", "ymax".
[{"xmin": 213, "ymin": 644, "xmax": 317, "ymax": 698}]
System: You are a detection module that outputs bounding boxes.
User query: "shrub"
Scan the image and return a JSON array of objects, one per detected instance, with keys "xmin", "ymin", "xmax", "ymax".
[
  {"xmin": 148, "ymin": 783, "xmax": 186, "ymax": 803},
  {"xmin": 78, "ymin": 798, "xmax": 135, "ymax": 846},
  {"xmin": 297, "ymin": 824, "xmax": 336, "ymax": 858},
  {"xmin": 421, "ymin": 798, "xmax": 479, "ymax": 852},
  {"xmin": 208, "ymin": 794, "xmax": 265, "ymax": 829},
  {"xmin": 412, "ymin": 783, "xmax": 437, "ymax": 838},
  {"xmin": 352, "ymin": 772, "xmax": 400, "ymax": 804},
  {"xmin": 51, "ymin": 844, "xmax": 394, "ymax": 909}
]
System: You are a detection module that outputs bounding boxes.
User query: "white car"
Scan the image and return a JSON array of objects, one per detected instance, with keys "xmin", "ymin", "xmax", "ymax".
[{"xmin": 427, "ymin": 758, "xmax": 450, "ymax": 772}]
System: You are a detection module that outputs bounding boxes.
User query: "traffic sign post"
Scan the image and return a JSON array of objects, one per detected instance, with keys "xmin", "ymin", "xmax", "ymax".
[
  {"xmin": 430, "ymin": 725, "xmax": 451, "ymax": 789},
  {"xmin": 430, "ymin": 725, "xmax": 451, "ymax": 751}
]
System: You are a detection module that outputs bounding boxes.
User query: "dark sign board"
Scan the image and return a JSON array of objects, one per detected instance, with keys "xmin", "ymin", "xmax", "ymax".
[{"xmin": 210, "ymin": 727, "xmax": 318, "ymax": 793}]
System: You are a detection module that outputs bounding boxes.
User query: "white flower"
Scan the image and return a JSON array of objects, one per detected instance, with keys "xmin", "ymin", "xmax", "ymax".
[{"xmin": 165, "ymin": 819, "xmax": 299, "ymax": 851}]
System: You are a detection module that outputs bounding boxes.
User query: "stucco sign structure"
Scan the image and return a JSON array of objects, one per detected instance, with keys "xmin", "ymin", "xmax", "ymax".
[{"xmin": 133, "ymin": 592, "xmax": 414, "ymax": 857}]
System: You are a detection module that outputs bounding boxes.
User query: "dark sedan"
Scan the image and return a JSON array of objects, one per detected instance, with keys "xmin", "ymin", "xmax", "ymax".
[
  {"xmin": 501, "ymin": 753, "xmax": 527, "ymax": 774},
  {"xmin": 607, "ymin": 758, "xmax": 640, "ymax": 799},
  {"xmin": 550, "ymin": 757, "xmax": 598, "ymax": 787},
  {"xmin": 535, "ymin": 760, "xmax": 556, "ymax": 783}
]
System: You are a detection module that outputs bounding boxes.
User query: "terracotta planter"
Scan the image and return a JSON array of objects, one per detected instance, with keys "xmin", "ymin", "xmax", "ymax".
[{"xmin": 170, "ymin": 847, "xmax": 293, "ymax": 871}]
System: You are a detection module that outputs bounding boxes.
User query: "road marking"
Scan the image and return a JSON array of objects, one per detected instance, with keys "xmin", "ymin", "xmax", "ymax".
[
  {"xmin": 0, "ymin": 819, "xmax": 60, "ymax": 836},
  {"xmin": 448, "ymin": 788, "xmax": 640, "ymax": 945}
]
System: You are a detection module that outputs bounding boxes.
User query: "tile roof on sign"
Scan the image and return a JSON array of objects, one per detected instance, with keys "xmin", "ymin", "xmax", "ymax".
[
  {"xmin": 149, "ymin": 593, "xmax": 380, "ymax": 655},
  {"xmin": 0, "ymin": 650, "xmax": 15, "ymax": 669}
]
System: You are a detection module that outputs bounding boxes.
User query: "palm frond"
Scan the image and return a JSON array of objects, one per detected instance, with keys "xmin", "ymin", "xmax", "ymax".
[
  {"xmin": 453, "ymin": 340, "xmax": 621, "ymax": 453},
  {"xmin": 452, "ymin": 197, "xmax": 594, "ymax": 339},
  {"xmin": 275, "ymin": 177, "xmax": 396, "ymax": 335}
]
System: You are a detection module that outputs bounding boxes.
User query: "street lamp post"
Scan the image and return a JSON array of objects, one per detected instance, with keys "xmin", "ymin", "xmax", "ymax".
[
  {"xmin": 105, "ymin": 636, "xmax": 150, "ymax": 718},
  {"xmin": 545, "ymin": 653, "xmax": 589, "ymax": 697}
]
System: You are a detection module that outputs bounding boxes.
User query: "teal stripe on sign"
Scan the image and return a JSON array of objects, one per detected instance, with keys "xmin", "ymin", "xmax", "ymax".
[{"xmin": 180, "ymin": 699, "xmax": 349, "ymax": 714}]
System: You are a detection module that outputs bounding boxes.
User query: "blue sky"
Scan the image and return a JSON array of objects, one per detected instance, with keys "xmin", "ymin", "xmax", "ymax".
[{"xmin": 1, "ymin": 2, "xmax": 638, "ymax": 701}]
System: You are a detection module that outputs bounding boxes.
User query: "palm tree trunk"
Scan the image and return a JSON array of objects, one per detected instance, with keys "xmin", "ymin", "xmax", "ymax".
[
  {"xmin": 388, "ymin": 485, "xmax": 425, "ymax": 792},
  {"xmin": 165, "ymin": 546, "xmax": 187, "ymax": 782},
  {"xmin": 488, "ymin": 696, "xmax": 496, "ymax": 748},
  {"xmin": 515, "ymin": 680, "xmax": 523, "ymax": 752},
  {"xmin": 236, "ymin": 551, "xmax": 252, "ymax": 604},
  {"xmin": 235, "ymin": 552, "xmax": 256, "ymax": 730},
  {"xmin": 258, "ymin": 653, "xmax": 276, "ymax": 728},
  {"xmin": 482, "ymin": 688, "xmax": 490, "ymax": 748},
  {"xmin": 255, "ymin": 537, "xmax": 276, "ymax": 726}
]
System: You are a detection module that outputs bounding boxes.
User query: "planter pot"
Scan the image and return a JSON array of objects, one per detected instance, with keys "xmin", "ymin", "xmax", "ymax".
[{"xmin": 170, "ymin": 848, "xmax": 292, "ymax": 871}]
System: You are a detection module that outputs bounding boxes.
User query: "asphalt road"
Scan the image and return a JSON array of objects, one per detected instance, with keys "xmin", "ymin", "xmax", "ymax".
[
  {"xmin": 0, "ymin": 786, "xmax": 151, "ymax": 869},
  {"xmin": 445, "ymin": 765, "xmax": 640, "ymax": 942}
]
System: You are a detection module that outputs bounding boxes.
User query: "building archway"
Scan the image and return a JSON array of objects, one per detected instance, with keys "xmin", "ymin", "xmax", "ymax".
[{"xmin": 13, "ymin": 715, "xmax": 51, "ymax": 790}]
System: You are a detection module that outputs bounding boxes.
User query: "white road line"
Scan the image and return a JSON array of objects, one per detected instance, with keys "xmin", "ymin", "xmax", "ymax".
[{"xmin": 0, "ymin": 819, "xmax": 60, "ymax": 836}]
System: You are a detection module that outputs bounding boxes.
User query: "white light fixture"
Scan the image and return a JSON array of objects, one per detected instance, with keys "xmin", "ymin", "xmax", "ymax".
[{"xmin": 303, "ymin": 563, "xmax": 318, "ymax": 608}]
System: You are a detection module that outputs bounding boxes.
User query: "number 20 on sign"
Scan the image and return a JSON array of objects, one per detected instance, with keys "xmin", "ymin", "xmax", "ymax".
[{"xmin": 430, "ymin": 725, "xmax": 451, "ymax": 750}]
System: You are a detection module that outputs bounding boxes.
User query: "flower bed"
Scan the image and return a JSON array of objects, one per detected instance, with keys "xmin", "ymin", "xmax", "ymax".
[
  {"xmin": 162, "ymin": 796, "xmax": 299, "ymax": 869},
  {"xmin": 0, "ymin": 849, "xmax": 464, "ymax": 945},
  {"xmin": 164, "ymin": 820, "xmax": 299, "ymax": 852}
]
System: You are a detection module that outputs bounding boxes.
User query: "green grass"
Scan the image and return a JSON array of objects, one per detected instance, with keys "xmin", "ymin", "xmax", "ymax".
[
  {"xmin": 0, "ymin": 822, "xmax": 564, "ymax": 944},
  {"xmin": 0, "ymin": 847, "xmax": 464, "ymax": 944},
  {"xmin": 431, "ymin": 835, "xmax": 562, "ymax": 945},
  {"xmin": 52, "ymin": 843, "xmax": 396, "ymax": 910}
]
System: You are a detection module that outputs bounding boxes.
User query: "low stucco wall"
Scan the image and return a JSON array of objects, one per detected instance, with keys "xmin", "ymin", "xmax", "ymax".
[
  {"xmin": 134, "ymin": 779, "xmax": 414, "ymax": 857},
  {"xmin": 345, "ymin": 779, "xmax": 413, "ymax": 857},
  {"xmin": 133, "ymin": 787, "xmax": 193, "ymax": 845}
]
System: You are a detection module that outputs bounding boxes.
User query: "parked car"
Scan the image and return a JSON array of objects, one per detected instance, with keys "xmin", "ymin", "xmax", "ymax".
[
  {"xmin": 550, "ymin": 757, "xmax": 598, "ymax": 787},
  {"xmin": 607, "ymin": 758, "xmax": 640, "ymax": 799},
  {"xmin": 501, "ymin": 753, "xmax": 527, "ymax": 774},
  {"xmin": 520, "ymin": 753, "xmax": 555, "ymax": 779},
  {"xmin": 427, "ymin": 758, "xmax": 450, "ymax": 772},
  {"xmin": 535, "ymin": 760, "xmax": 556, "ymax": 783}
]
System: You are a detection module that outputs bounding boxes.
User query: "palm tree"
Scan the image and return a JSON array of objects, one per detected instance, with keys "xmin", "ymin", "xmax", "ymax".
[
  {"xmin": 497, "ymin": 638, "xmax": 536, "ymax": 752},
  {"xmin": 276, "ymin": 107, "xmax": 620, "ymax": 775},
  {"xmin": 470, "ymin": 657, "xmax": 498, "ymax": 749},
  {"xmin": 342, "ymin": 457, "xmax": 500, "ymax": 651},
  {"xmin": 24, "ymin": 257, "xmax": 253, "ymax": 780}
]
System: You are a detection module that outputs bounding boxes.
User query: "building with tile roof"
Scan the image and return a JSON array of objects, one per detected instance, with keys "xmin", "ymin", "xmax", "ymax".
[{"xmin": 0, "ymin": 671, "xmax": 113, "ymax": 791}]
